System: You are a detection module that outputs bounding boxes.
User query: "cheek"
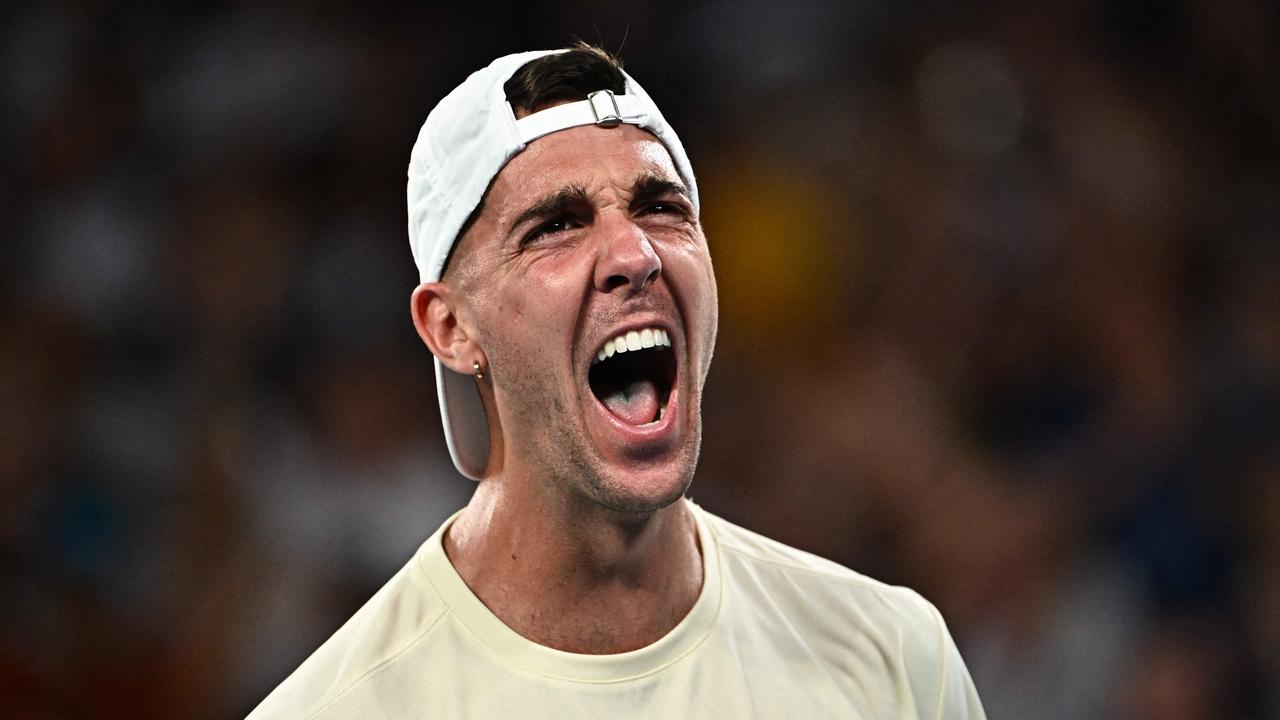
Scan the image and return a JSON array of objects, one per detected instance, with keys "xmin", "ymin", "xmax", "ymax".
[
  {"xmin": 525, "ymin": 253, "xmax": 594, "ymax": 313},
  {"xmin": 698, "ymin": 260, "xmax": 720, "ymax": 365},
  {"xmin": 486, "ymin": 261, "xmax": 584, "ymax": 345},
  {"xmin": 670, "ymin": 245, "xmax": 718, "ymax": 307},
  {"xmin": 702, "ymin": 258, "xmax": 719, "ymax": 315},
  {"xmin": 501, "ymin": 298, "xmax": 526, "ymax": 324},
  {"xmin": 664, "ymin": 246, "xmax": 719, "ymax": 343}
]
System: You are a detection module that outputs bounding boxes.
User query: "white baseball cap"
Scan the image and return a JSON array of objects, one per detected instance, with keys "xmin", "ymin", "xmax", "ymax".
[{"xmin": 407, "ymin": 48, "xmax": 700, "ymax": 480}]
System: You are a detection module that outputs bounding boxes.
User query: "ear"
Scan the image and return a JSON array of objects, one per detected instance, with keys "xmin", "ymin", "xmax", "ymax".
[{"xmin": 411, "ymin": 282, "xmax": 480, "ymax": 374}]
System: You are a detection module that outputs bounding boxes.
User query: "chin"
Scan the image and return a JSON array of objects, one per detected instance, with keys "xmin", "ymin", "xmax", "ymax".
[{"xmin": 576, "ymin": 441, "xmax": 700, "ymax": 518}]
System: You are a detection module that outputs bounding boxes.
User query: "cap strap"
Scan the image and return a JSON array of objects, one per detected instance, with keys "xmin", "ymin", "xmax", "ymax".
[{"xmin": 514, "ymin": 90, "xmax": 648, "ymax": 145}]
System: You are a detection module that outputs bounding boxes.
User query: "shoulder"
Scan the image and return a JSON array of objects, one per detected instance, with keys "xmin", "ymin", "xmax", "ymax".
[
  {"xmin": 697, "ymin": 507, "xmax": 987, "ymax": 719},
  {"xmin": 246, "ymin": 543, "xmax": 449, "ymax": 720},
  {"xmin": 700, "ymin": 506, "xmax": 936, "ymax": 623}
]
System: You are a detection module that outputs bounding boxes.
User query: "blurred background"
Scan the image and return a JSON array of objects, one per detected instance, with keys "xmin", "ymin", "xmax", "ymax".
[{"xmin": 3, "ymin": 1, "xmax": 1278, "ymax": 717}]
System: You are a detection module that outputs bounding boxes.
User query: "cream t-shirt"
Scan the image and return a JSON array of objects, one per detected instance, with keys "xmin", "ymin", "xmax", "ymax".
[{"xmin": 248, "ymin": 500, "xmax": 986, "ymax": 719}]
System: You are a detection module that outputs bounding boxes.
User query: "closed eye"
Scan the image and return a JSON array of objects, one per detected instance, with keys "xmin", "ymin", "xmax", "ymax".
[
  {"xmin": 510, "ymin": 184, "xmax": 591, "ymax": 248},
  {"xmin": 628, "ymin": 174, "xmax": 692, "ymax": 219},
  {"xmin": 643, "ymin": 202, "xmax": 682, "ymax": 215},
  {"xmin": 522, "ymin": 214, "xmax": 577, "ymax": 246},
  {"xmin": 637, "ymin": 201, "xmax": 692, "ymax": 224}
]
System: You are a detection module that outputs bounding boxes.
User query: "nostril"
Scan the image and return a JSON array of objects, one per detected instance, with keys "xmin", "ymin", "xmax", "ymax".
[{"xmin": 606, "ymin": 274, "xmax": 629, "ymax": 290}]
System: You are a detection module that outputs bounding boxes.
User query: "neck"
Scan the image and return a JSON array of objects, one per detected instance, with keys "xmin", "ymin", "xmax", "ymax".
[{"xmin": 444, "ymin": 475, "xmax": 703, "ymax": 654}]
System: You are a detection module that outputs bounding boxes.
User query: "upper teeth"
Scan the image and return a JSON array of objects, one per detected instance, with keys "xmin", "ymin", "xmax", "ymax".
[{"xmin": 595, "ymin": 327, "xmax": 671, "ymax": 364}]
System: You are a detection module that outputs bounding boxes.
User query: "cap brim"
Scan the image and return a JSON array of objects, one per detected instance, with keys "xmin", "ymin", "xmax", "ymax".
[{"xmin": 435, "ymin": 356, "xmax": 489, "ymax": 480}]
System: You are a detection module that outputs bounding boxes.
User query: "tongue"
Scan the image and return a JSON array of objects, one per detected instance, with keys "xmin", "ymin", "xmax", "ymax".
[{"xmin": 601, "ymin": 378, "xmax": 659, "ymax": 425}]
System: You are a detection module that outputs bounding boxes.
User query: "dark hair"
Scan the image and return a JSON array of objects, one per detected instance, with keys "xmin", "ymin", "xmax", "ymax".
[
  {"xmin": 504, "ymin": 42, "xmax": 626, "ymax": 118},
  {"xmin": 445, "ymin": 44, "xmax": 627, "ymax": 278}
]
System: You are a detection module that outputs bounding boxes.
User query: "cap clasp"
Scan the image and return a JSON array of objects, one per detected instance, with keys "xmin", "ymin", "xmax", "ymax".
[{"xmin": 588, "ymin": 90, "xmax": 623, "ymax": 127}]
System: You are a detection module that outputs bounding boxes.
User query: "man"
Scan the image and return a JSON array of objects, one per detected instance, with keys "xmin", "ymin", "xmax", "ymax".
[{"xmin": 249, "ymin": 45, "xmax": 986, "ymax": 718}]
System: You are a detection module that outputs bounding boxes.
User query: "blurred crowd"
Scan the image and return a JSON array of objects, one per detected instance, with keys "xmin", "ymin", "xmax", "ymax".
[{"xmin": 3, "ymin": 1, "xmax": 1278, "ymax": 718}]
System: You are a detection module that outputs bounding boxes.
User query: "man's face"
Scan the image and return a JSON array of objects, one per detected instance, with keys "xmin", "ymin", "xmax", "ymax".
[{"xmin": 448, "ymin": 124, "xmax": 718, "ymax": 514}]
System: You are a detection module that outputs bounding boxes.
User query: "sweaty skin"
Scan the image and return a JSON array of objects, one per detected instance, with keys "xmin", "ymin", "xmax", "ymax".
[{"xmin": 411, "ymin": 123, "xmax": 719, "ymax": 653}]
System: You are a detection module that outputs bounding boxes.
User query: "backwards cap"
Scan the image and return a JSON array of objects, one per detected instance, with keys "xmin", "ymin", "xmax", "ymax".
[{"xmin": 407, "ymin": 48, "xmax": 700, "ymax": 479}]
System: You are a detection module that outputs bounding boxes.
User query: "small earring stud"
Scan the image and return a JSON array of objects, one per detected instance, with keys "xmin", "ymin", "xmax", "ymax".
[{"xmin": 473, "ymin": 361, "xmax": 484, "ymax": 380}]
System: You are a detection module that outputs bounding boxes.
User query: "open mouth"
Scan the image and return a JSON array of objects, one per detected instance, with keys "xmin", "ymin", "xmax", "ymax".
[{"xmin": 588, "ymin": 327, "xmax": 676, "ymax": 427}]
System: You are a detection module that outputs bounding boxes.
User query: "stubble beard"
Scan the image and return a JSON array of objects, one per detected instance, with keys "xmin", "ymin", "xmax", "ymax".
[
  {"xmin": 487, "ymin": 338, "xmax": 702, "ymax": 518},
  {"xmin": 557, "ymin": 418, "xmax": 702, "ymax": 518}
]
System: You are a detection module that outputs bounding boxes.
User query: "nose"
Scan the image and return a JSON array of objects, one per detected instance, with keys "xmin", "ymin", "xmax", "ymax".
[{"xmin": 593, "ymin": 218, "xmax": 661, "ymax": 295}]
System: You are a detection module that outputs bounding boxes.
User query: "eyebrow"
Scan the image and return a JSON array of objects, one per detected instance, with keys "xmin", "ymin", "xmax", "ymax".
[
  {"xmin": 506, "ymin": 173, "xmax": 691, "ymax": 237},
  {"xmin": 509, "ymin": 184, "xmax": 591, "ymax": 235},
  {"xmin": 629, "ymin": 173, "xmax": 690, "ymax": 208}
]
